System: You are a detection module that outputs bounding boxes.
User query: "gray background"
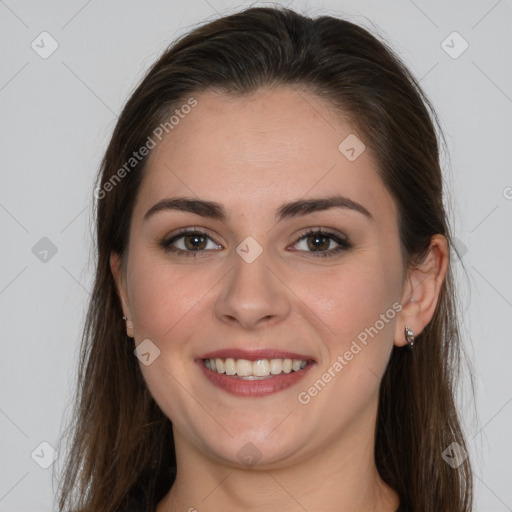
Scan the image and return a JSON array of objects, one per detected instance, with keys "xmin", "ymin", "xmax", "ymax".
[{"xmin": 0, "ymin": 0, "xmax": 511, "ymax": 510}]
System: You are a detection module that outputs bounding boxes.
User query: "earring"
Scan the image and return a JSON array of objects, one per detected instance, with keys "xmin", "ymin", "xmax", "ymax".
[
  {"xmin": 122, "ymin": 315, "xmax": 134, "ymax": 338},
  {"xmin": 404, "ymin": 325, "xmax": 415, "ymax": 350}
]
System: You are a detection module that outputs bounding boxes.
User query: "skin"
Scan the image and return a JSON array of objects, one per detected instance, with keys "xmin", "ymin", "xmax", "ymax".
[{"xmin": 111, "ymin": 86, "xmax": 449, "ymax": 512}]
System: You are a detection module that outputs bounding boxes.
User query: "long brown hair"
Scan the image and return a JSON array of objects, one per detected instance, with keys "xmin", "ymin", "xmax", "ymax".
[{"xmin": 57, "ymin": 6, "xmax": 474, "ymax": 511}]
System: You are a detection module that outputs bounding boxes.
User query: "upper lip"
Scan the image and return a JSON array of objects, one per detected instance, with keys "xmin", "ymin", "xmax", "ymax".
[{"xmin": 198, "ymin": 348, "xmax": 315, "ymax": 362}]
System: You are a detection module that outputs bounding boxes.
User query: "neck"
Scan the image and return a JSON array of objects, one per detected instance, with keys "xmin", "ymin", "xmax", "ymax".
[{"xmin": 156, "ymin": 405, "xmax": 399, "ymax": 512}]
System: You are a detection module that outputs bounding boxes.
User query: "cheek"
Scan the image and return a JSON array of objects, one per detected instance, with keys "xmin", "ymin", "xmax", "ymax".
[
  {"xmin": 294, "ymin": 263, "xmax": 400, "ymax": 417},
  {"xmin": 127, "ymin": 251, "xmax": 218, "ymax": 350},
  {"xmin": 126, "ymin": 254, "xmax": 216, "ymax": 424},
  {"xmin": 296, "ymin": 261, "xmax": 399, "ymax": 347}
]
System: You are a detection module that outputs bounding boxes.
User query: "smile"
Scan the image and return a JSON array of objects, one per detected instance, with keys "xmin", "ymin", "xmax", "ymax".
[
  {"xmin": 196, "ymin": 350, "xmax": 316, "ymax": 397},
  {"xmin": 203, "ymin": 357, "xmax": 307, "ymax": 379}
]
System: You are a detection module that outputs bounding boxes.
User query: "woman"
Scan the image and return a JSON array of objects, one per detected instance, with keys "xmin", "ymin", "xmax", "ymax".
[{"xmin": 57, "ymin": 6, "xmax": 473, "ymax": 512}]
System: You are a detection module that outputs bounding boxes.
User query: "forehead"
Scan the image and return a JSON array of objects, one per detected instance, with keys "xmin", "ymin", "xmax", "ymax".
[{"xmin": 134, "ymin": 86, "xmax": 396, "ymax": 224}]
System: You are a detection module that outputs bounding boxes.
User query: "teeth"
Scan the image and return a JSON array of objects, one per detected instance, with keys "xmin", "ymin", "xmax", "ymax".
[
  {"xmin": 253, "ymin": 359, "xmax": 270, "ymax": 377},
  {"xmin": 204, "ymin": 357, "xmax": 308, "ymax": 378},
  {"xmin": 292, "ymin": 360, "xmax": 302, "ymax": 372},
  {"xmin": 236, "ymin": 359, "xmax": 252, "ymax": 377},
  {"xmin": 225, "ymin": 358, "xmax": 236, "ymax": 376},
  {"xmin": 215, "ymin": 358, "xmax": 224, "ymax": 373},
  {"xmin": 282, "ymin": 359, "xmax": 292, "ymax": 373},
  {"xmin": 269, "ymin": 358, "xmax": 283, "ymax": 374}
]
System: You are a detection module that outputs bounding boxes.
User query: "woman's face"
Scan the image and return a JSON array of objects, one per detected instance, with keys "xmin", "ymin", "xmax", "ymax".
[{"xmin": 112, "ymin": 86, "xmax": 408, "ymax": 468}]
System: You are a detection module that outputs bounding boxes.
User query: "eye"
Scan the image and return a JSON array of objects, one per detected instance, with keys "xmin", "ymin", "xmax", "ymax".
[
  {"xmin": 160, "ymin": 229, "xmax": 222, "ymax": 257},
  {"xmin": 160, "ymin": 227, "xmax": 351, "ymax": 258},
  {"xmin": 291, "ymin": 228, "xmax": 352, "ymax": 257}
]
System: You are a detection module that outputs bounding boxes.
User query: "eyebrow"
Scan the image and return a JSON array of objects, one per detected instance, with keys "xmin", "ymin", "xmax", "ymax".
[{"xmin": 143, "ymin": 195, "xmax": 373, "ymax": 222}]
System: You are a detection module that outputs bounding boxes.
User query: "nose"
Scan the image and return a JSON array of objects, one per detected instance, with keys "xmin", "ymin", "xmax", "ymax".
[{"xmin": 213, "ymin": 248, "xmax": 292, "ymax": 330}]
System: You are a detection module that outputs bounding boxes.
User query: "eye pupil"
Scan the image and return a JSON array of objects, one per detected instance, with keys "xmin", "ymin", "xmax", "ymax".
[
  {"xmin": 185, "ymin": 234, "xmax": 207, "ymax": 250},
  {"xmin": 308, "ymin": 234, "xmax": 330, "ymax": 251}
]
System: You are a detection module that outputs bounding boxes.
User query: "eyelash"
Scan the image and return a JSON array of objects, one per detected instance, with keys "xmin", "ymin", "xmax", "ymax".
[{"xmin": 160, "ymin": 228, "xmax": 352, "ymax": 258}]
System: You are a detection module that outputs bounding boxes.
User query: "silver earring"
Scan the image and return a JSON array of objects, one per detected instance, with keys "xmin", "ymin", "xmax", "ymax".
[{"xmin": 404, "ymin": 326, "xmax": 415, "ymax": 350}]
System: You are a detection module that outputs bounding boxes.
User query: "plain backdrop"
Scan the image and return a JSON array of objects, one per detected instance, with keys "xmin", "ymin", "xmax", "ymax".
[{"xmin": 0, "ymin": 1, "xmax": 511, "ymax": 510}]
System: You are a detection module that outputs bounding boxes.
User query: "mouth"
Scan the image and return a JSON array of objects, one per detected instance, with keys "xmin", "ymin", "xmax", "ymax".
[
  {"xmin": 196, "ymin": 349, "xmax": 316, "ymax": 397},
  {"xmin": 203, "ymin": 357, "xmax": 308, "ymax": 379}
]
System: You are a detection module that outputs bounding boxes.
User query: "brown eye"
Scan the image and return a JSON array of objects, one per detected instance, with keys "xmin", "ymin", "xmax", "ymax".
[
  {"xmin": 183, "ymin": 233, "xmax": 207, "ymax": 250},
  {"xmin": 292, "ymin": 229, "xmax": 352, "ymax": 257},
  {"xmin": 161, "ymin": 229, "xmax": 222, "ymax": 256},
  {"xmin": 306, "ymin": 233, "xmax": 331, "ymax": 252}
]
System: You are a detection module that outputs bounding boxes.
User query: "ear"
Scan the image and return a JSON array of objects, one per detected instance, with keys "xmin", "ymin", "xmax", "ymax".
[
  {"xmin": 110, "ymin": 251, "xmax": 134, "ymax": 338},
  {"xmin": 394, "ymin": 234, "xmax": 449, "ymax": 347}
]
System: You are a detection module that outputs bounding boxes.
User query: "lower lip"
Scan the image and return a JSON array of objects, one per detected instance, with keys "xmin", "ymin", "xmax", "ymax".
[{"xmin": 196, "ymin": 359, "xmax": 315, "ymax": 397}]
